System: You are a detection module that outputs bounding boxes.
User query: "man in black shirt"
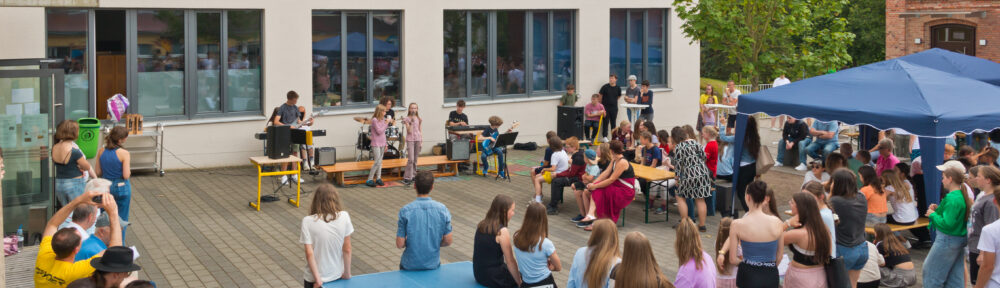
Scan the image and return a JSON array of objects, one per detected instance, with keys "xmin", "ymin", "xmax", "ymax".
[
  {"xmin": 776, "ymin": 116, "xmax": 809, "ymax": 167},
  {"xmin": 598, "ymin": 74, "xmax": 622, "ymax": 139},
  {"xmin": 447, "ymin": 100, "xmax": 470, "ymax": 140}
]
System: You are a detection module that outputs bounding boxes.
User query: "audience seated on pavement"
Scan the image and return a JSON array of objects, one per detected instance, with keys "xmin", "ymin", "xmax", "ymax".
[
  {"xmin": 512, "ymin": 203, "xmax": 562, "ymax": 287},
  {"xmin": 396, "ymin": 171, "xmax": 453, "ymax": 270},
  {"xmin": 473, "ymin": 195, "xmax": 521, "ymax": 287}
]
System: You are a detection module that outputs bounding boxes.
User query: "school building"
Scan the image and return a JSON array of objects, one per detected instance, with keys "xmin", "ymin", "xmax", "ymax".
[{"xmin": 886, "ymin": 0, "xmax": 1000, "ymax": 62}]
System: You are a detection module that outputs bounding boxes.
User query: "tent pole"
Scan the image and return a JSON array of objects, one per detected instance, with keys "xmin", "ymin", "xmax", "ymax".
[{"xmin": 729, "ymin": 114, "xmax": 749, "ymax": 217}]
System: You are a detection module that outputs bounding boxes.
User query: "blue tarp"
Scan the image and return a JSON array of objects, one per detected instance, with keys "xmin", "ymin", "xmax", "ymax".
[
  {"xmin": 312, "ymin": 32, "xmax": 399, "ymax": 55},
  {"xmin": 728, "ymin": 53, "xmax": 1000, "ymax": 216},
  {"xmin": 897, "ymin": 48, "xmax": 1000, "ymax": 86}
]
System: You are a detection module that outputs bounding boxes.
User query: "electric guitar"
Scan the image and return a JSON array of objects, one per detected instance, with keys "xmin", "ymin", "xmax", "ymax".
[{"xmin": 481, "ymin": 121, "xmax": 520, "ymax": 152}]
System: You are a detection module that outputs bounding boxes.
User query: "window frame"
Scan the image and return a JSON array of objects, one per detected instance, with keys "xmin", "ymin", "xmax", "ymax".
[
  {"xmin": 444, "ymin": 10, "xmax": 576, "ymax": 102},
  {"xmin": 311, "ymin": 10, "xmax": 404, "ymax": 112},
  {"xmin": 611, "ymin": 8, "xmax": 669, "ymax": 88}
]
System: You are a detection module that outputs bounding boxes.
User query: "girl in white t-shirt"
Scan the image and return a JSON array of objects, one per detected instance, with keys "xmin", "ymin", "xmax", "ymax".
[
  {"xmin": 883, "ymin": 169, "xmax": 918, "ymax": 225},
  {"xmin": 301, "ymin": 184, "xmax": 354, "ymax": 287}
]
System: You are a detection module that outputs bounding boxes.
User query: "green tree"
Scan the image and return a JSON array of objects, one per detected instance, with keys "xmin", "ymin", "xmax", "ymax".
[
  {"xmin": 844, "ymin": 0, "xmax": 885, "ymax": 66},
  {"xmin": 675, "ymin": 0, "xmax": 855, "ymax": 86}
]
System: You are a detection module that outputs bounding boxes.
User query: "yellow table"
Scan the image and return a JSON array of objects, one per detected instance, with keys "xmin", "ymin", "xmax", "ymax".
[{"xmin": 249, "ymin": 155, "xmax": 302, "ymax": 211}]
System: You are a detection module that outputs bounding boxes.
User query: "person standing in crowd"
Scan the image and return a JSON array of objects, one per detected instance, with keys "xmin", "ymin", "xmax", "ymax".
[
  {"xmin": 801, "ymin": 161, "xmax": 829, "ymax": 189},
  {"xmin": 567, "ymin": 219, "xmax": 619, "ymax": 288},
  {"xmin": 698, "ymin": 84, "xmax": 719, "ymax": 131},
  {"xmin": 396, "ymin": 171, "xmax": 453, "ymax": 270},
  {"xmin": 858, "ymin": 166, "xmax": 888, "ymax": 226},
  {"xmin": 714, "ymin": 217, "xmax": 737, "ymax": 288},
  {"xmin": 718, "ymin": 117, "xmax": 761, "ymax": 217},
  {"xmin": 512, "ymin": 203, "xmax": 562, "ymax": 287},
  {"xmin": 970, "ymin": 166, "xmax": 1000, "ymax": 286},
  {"xmin": 829, "ymin": 168, "xmax": 869, "ymax": 287},
  {"xmin": 976, "ymin": 184, "xmax": 1000, "ymax": 288},
  {"xmin": 274, "ymin": 91, "xmax": 304, "ymax": 184},
  {"xmin": 723, "ymin": 80, "xmax": 741, "ymax": 135},
  {"xmin": 401, "ymin": 103, "xmax": 423, "ymax": 186},
  {"xmin": 584, "ymin": 94, "xmax": 606, "ymax": 142},
  {"xmin": 669, "ymin": 127, "xmax": 713, "ymax": 232},
  {"xmin": 35, "ymin": 190, "xmax": 121, "ymax": 288},
  {"xmin": 802, "ymin": 181, "xmax": 836, "ymax": 256},
  {"xmin": 549, "ymin": 137, "xmax": 585, "ymax": 215},
  {"xmin": 66, "ymin": 246, "xmax": 142, "ymax": 288},
  {"xmin": 623, "ymin": 75, "xmax": 640, "ymax": 122},
  {"xmin": 637, "ymin": 80, "xmax": 654, "ymax": 121},
  {"xmin": 53, "ymin": 120, "xmax": 96, "ymax": 207},
  {"xmin": 301, "ymin": 184, "xmax": 353, "ymax": 287},
  {"xmin": 875, "ymin": 139, "xmax": 899, "ymax": 176},
  {"xmin": 782, "ymin": 192, "xmax": 832, "ymax": 287},
  {"xmin": 723, "ymin": 181, "xmax": 783, "ymax": 288},
  {"xmin": 873, "ymin": 224, "xmax": 917, "ymax": 287},
  {"xmin": 473, "ymin": 195, "xmax": 521, "ymax": 288},
  {"xmin": 775, "ymin": 116, "xmax": 808, "ymax": 168},
  {"xmin": 533, "ymin": 137, "xmax": 568, "ymax": 204},
  {"xmin": 702, "ymin": 126, "xmax": 720, "ymax": 178},
  {"xmin": 96, "ymin": 126, "xmax": 132, "ymax": 239},
  {"xmin": 799, "ymin": 119, "xmax": 840, "ymax": 170},
  {"xmin": 578, "ymin": 140, "xmax": 636, "ymax": 230},
  {"xmin": 365, "ymin": 105, "xmax": 388, "ymax": 187},
  {"xmin": 673, "ymin": 219, "xmax": 715, "ymax": 288},
  {"xmin": 610, "ymin": 231, "xmax": 675, "ymax": 288},
  {"xmin": 857, "ymin": 240, "xmax": 884, "ymax": 288},
  {"xmin": 599, "ymin": 75, "xmax": 622, "ymax": 140},
  {"xmin": 922, "ymin": 166, "xmax": 972, "ymax": 287},
  {"xmin": 768, "ymin": 73, "xmax": 791, "ymax": 131},
  {"xmin": 560, "ymin": 84, "xmax": 578, "ymax": 106}
]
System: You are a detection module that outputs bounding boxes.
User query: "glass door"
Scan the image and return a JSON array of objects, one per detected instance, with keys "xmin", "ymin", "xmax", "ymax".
[{"xmin": 0, "ymin": 64, "xmax": 63, "ymax": 244}]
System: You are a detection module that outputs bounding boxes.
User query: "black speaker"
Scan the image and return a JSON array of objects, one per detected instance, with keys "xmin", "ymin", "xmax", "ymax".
[
  {"xmin": 447, "ymin": 138, "xmax": 470, "ymax": 160},
  {"xmin": 557, "ymin": 106, "xmax": 584, "ymax": 139},
  {"xmin": 266, "ymin": 125, "xmax": 291, "ymax": 159},
  {"xmin": 314, "ymin": 147, "xmax": 337, "ymax": 166}
]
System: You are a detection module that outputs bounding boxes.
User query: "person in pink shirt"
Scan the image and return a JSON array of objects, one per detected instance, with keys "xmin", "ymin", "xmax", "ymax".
[
  {"xmin": 875, "ymin": 139, "xmax": 899, "ymax": 177},
  {"xmin": 366, "ymin": 105, "xmax": 388, "ymax": 187},
  {"xmin": 584, "ymin": 94, "xmax": 606, "ymax": 142},
  {"xmin": 401, "ymin": 103, "xmax": 422, "ymax": 186},
  {"xmin": 675, "ymin": 218, "xmax": 716, "ymax": 288}
]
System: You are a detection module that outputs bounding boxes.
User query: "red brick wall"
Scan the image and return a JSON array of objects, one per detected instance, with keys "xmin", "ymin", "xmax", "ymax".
[{"xmin": 886, "ymin": 0, "xmax": 1000, "ymax": 62}]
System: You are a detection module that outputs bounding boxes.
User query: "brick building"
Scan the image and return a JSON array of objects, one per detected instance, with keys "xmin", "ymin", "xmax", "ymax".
[{"xmin": 886, "ymin": 0, "xmax": 1000, "ymax": 62}]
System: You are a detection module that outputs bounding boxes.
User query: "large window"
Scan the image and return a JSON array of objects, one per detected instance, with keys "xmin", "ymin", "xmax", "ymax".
[
  {"xmin": 610, "ymin": 9, "xmax": 667, "ymax": 87},
  {"xmin": 312, "ymin": 11, "xmax": 402, "ymax": 109},
  {"xmin": 444, "ymin": 10, "xmax": 575, "ymax": 100},
  {"xmin": 46, "ymin": 9, "xmax": 90, "ymax": 121}
]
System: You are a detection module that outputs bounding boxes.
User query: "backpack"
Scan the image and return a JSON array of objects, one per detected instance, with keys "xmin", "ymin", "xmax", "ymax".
[{"xmin": 513, "ymin": 142, "xmax": 538, "ymax": 151}]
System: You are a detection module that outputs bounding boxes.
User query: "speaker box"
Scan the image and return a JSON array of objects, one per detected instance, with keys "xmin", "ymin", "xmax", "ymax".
[
  {"xmin": 314, "ymin": 147, "xmax": 337, "ymax": 166},
  {"xmin": 447, "ymin": 138, "xmax": 470, "ymax": 160},
  {"xmin": 557, "ymin": 106, "xmax": 584, "ymax": 140},
  {"xmin": 266, "ymin": 125, "xmax": 291, "ymax": 159}
]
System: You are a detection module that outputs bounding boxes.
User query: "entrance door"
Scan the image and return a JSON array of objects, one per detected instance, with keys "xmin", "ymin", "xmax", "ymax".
[
  {"xmin": 0, "ymin": 60, "xmax": 63, "ymax": 243},
  {"xmin": 931, "ymin": 24, "xmax": 976, "ymax": 56}
]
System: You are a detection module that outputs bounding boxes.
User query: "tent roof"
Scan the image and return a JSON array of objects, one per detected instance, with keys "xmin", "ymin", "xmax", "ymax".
[
  {"xmin": 736, "ymin": 59, "xmax": 1000, "ymax": 137},
  {"xmin": 896, "ymin": 48, "xmax": 1000, "ymax": 86}
]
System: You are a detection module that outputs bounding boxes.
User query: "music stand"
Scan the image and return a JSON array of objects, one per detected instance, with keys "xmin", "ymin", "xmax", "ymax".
[{"xmin": 493, "ymin": 132, "xmax": 519, "ymax": 181}]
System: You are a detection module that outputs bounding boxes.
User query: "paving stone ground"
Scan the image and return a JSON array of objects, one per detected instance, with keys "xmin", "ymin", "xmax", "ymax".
[{"xmin": 6, "ymin": 127, "xmax": 932, "ymax": 287}]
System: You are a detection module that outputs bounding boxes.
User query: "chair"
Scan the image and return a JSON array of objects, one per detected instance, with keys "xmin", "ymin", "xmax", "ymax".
[{"xmin": 475, "ymin": 134, "xmax": 499, "ymax": 176}]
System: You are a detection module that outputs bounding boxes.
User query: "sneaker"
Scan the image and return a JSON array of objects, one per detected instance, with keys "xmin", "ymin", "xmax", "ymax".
[
  {"xmin": 699, "ymin": 226, "xmax": 708, "ymax": 232},
  {"xmin": 601, "ymin": 137, "xmax": 609, "ymax": 143},
  {"xmin": 576, "ymin": 221, "xmax": 593, "ymax": 228},
  {"xmin": 795, "ymin": 163, "xmax": 808, "ymax": 171},
  {"xmin": 401, "ymin": 179, "xmax": 413, "ymax": 186},
  {"xmin": 570, "ymin": 215, "xmax": 584, "ymax": 223},
  {"xmin": 376, "ymin": 179, "xmax": 384, "ymax": 186},
  {"xmin": 281, "ymin": 175, "xmax": 289, "ymax": 184},
  {"xmin": 292, "ymin": 174, "xmax": 303, "ymax": 183},
  {"xmin": 365, "ymin": 180, "xmax": 376, "ymax": 187},
  {"xmin": 546, "ymin": 206, "xmax": 559, "ymax": 215},
  {"xmin": 771, "ymin": 127, "xmax": 780, "ymax": 131},
  {"xmin": 655, "ymin": 207, "xmax": 666, "ymax": 215},
  {"xmin": 774, "ymin": 162, "xmax": 784, "ymax": 167}
]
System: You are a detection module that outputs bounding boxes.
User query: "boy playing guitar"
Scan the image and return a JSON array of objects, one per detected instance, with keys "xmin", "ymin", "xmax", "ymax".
[{"xmin": 480, "ymin": 116, "xmax": 519, "ymax": 178}]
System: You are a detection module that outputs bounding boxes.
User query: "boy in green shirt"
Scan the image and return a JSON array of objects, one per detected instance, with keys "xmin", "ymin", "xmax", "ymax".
[{"xmin": 559, "ymin": 84, "xmax": 578, "ymax": 106}]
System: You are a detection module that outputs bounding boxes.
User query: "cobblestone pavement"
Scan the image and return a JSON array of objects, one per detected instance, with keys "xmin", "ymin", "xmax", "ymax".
[{"xmin": 8, "ymin": 127, "xmax": 930, "ymax": 287}]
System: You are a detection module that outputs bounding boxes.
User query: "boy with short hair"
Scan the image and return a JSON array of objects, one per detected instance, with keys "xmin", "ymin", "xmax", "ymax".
[
  {"xmin": 559, "ymin": 84, "xmax": 578, "ymax": 106},
  {"xmin": 396, "ymin": 171, "xmax": 453, "ymax": 270},
  {"xmin": 584, "ymin": 94, "xmax": 606, "ymax": 141},
  {"xmin": 638, "ymin": 80, "xmax": 654, "ymax": 121},
  {"xmin": 480, "ymin": 116, "xmax": 513, "ymax": 178},
  {"xmin": 548, "ymin": 137, "xmax": 586, "ymax": 215},
  {"xmin": 533, "ymin": 137, "xmax": 568, "ymax": 204}
]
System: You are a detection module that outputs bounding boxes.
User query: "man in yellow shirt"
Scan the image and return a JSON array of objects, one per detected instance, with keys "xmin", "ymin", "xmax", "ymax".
[{"xmin": 35, "ymin": 180, "xmax": 122, "ymax": 288}]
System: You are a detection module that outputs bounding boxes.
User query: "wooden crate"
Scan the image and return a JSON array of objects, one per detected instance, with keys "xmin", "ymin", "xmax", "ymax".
[{"xmin": 125, "ymin": 114, "xmax": 143, "ymax": 135}]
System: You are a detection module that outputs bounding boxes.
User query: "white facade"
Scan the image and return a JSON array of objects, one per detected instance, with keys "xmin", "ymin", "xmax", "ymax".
[{"xmin": 0, "ymin": 1, "xmax": 699, "ymax": 170}]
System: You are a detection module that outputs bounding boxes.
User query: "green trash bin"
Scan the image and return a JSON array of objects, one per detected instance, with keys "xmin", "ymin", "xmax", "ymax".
[{"xmin": 77, "ymin": 118, "xmax": 101, "ymax": 159}]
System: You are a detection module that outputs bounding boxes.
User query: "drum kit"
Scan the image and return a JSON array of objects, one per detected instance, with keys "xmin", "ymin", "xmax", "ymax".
[{"xmin": 353, "ymin": 116, "xmax": 406, "ymax": 161}]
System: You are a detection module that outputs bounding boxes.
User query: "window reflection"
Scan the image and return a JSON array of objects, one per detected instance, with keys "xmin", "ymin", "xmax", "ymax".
[
  {"xmin": 372, "ymin": 12, "xmax": 401, "ymax": 104},
  {"xmin": 46, "ymin": 9, "xmax": 89, "ymax": 120},
  {"xmin": 471, "ymin": 12, "xmax": 488, "ymax": 96},
  {"xmin": 136, "ymin": 10, "xmax": 185, "ymax": 117},
  {"xmin": 226, "ymin": 10, "xmax": 262, "ymax": 112},
  {"xmin": 647, "ymin": 10, "xmax": 664, "ymax": 85},
  {"xmin": 629, "ymin": 11, "xmax": 644, "ymax": 82},
  {"xmin": 553, "ymin": 12, "xmax": 573, "ymax": 91},
  {"xmin": 345, "ymin": 13, "xmax": 368, "ymax": 104},
  {"xmin": 497, "ymin": 11, "xmax": 526, "ymax": 95},
  {"xmin": 610, "ymin": 10, "xmax": 627, "ymax": 87},
  {"xmin": 196, "ymin": 12, "xmax": 221, "ymax": 113},
  {"xmin": 312, "ymin": 11, "xmax": 342, "ymax": 107},
  {"xmin": 443, "ymin": 11, "xmax": 467, "ymax": 99},
  {"xmin": 532, "ymin": 12, "xmax": 548, "ymax": 92}
]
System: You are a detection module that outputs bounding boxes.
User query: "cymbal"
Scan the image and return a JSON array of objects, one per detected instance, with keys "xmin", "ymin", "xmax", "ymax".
[{"xmin": 353, "ymin": 116, "xmax": 368, "ymax": 123}]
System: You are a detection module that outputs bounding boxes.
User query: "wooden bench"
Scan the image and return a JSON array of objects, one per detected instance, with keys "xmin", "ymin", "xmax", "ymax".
[
  {"xmin": 320, "ymin": 155, "xmax": 466, "ymax": 186},
  {"xmin": 865, "ymin": 217, "xmax": 929, "ymax": 235}
]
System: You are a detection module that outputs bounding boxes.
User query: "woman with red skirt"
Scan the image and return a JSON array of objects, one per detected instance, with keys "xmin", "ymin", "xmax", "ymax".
[{"xmin": 577, "ymin": 140, "xmax": 637, "ymax": 230}]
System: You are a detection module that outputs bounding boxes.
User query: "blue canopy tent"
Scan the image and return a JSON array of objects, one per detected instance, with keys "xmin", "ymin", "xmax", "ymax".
[
  {"xmin": 312, "ymin": 32, "xmax": 400, "ymax": 55},
  {"xmin": 728, "ymin": 59, "xmax": 1000, "ymax": 217},
  {"xmin": 898, "ymin": 48, "xmax": 1000, "ymax": 86}
]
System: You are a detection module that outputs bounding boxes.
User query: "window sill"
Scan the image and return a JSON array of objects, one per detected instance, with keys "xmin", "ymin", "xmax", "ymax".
[
  {"xmin": 651, "ymin": 87, "xmax": 673, "ymax": 93},
  {"xmin": 442, "ymin": 95, "xmax": 563, "ymax": 108},
  {"xmin": 142, "ymin": 115, "xmax": 267, "ymax": 128},
  {"xmin": 314, "ymin": 106, "xmax": 405, "ymax": 117}
]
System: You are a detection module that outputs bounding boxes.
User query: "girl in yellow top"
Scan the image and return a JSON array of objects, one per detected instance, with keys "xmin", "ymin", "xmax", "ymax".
[{"xmin": 859, "ymin": 166, "xmax": 888, "ymax": 226}]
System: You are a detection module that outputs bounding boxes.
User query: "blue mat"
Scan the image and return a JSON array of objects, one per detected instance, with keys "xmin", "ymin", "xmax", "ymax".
[{"xmin": 323, "ymin": 261, "xmax": 485, "ymax": 288}]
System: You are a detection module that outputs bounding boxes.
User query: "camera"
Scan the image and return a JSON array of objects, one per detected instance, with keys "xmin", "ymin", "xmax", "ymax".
[{"xmin": 92, "ymin": 195, "xmax": 102, "ymax": 204}]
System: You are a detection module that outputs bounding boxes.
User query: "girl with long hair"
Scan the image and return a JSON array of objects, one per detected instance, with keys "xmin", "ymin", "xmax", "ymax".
[
  {"xmin": 610, "ymin": 231, "xmax": 676, "ymax": 288},
  {"xmin": 883, "ymin": 169, "xmax": 917, "ymax": 227},
  {"xmin": 698, "ymin": 84, "xmax": 718, "ymax": 131},
  {"xmin": 473, "ymin": 195, "xmax": 520, "ymax": 287},
  {"xmin": 669, "ymin": 126, "xmax": 713, "ymax": 231},
  {"xmin": 365, "ymin": 104, "xmax": 388, "ymax": 187},
  {"xmin": 301, "ymin": 184, "xmax": 353, "ymax": 286},
  {"xmin": 829, "ymin": 168, "xmax": 869, "ymax": 287},
  {"xmin": 513, "ymin": 203, "xmax": 562, "ymax": 287},
  {"xmin": 574, "ymin": 143, "xmax": 612, "ymax": 223},
  {"xmin": 718, "ymin": 117, "xmax": 760, "ymax": 216},
  {"xmin": 968, "ymin": 165, "xmax": 1000, "ymax": 285},
  {"xmin": 53, "ymin": 120, "xmax": 96, "ymax": 207},
  {"xmin": 873, "ymin": 223, "xmax": 916, "ymax": 287},
  {"xmin": 401, "ymin": 103, "xmax": 422, "ymax": 185},
  {"xmin": 701, "ymin": 93, "xmax": 717, "ymax": 128},
  {"xmin": 566, "ymin": 219, "xmax": 619, "ymax": 288},
  {"xmin": 714, "ymin": 217, "xmax": 737, "ymax": 288},
  {"xmin": 922, "ymin": 166, "xmax": 973, "ymax": 287},
  {"xmin": 580, "ymin": 140, "xmax": 637, "ymax": 229},
  {"xmin": 782, "ymin": 192, "xmax": 832, "ymax": 287},
  {"xmin": 803, "ymin": 181, "xmax": 837, "ymax": 256},
  {"xmin": 724, "ymin": 181, "xmax": 783, "ymax": 288},
  {"xmin": 858, "ymin": 165, "xmax": 888, "ymax": 225},
  {"xmin": 96, "ymin": 126, "xmax": 132, "ymax": 237},
  {"xmin": 673, "ymin": 220, "xmax": 714, "ymax": 287}
]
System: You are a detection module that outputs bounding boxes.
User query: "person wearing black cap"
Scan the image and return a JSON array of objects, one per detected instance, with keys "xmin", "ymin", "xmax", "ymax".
[{"xmin": 67, "ymin": 246, "xmax": 143, "ymax": 288}]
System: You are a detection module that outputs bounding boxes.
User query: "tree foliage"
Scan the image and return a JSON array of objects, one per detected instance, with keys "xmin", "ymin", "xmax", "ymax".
[
  {"xmin": 844, "ymin": 0, "xmax": 886, "ymax": 66},
  {"xmin": 675, "ymin": 0, "xmax": 855, "ymax": 86}
]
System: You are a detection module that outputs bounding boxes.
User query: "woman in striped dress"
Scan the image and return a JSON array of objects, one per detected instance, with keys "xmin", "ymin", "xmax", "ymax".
[{"xmin": 670, "ymin": 126, "xmax": 713, "ymax": 232}]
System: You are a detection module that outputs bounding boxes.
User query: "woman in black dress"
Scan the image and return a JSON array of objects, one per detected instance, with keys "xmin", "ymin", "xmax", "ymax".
[{"xmin": 473, "ymin": 195, "xmax": 521, "ymax": 287}]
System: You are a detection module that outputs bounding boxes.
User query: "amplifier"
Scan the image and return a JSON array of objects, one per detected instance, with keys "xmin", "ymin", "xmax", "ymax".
[
  {"xmin": 314, "ymin": 147, "xmax": 337, "ymax": 166},
  {"xmin": 446, "ymin": 138, "xmax": 470, "ymax": 160},
  {"xmin": 266, "ymin": 125, "xmax": 291, "ymax": 159}
]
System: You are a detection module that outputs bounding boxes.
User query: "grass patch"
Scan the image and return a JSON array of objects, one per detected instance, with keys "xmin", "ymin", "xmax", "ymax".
[{"xmin": 700, "ymin": 77, "xmax": 727, "ymax": 92}]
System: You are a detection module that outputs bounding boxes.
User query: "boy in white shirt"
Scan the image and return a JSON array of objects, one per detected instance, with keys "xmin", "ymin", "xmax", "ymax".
[{"xmin": 532, "ymin": 138, "xmax": 568, "ymax": 203}]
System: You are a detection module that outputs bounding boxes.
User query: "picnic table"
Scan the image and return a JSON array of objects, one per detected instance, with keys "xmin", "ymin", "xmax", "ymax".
[
  {"xmin": 323, "ymin": 261, "xmax": 485, "ymax": 288},
  {"xmin": 632, "ymin": 164, "xmax": 675, "ymax": 223}
]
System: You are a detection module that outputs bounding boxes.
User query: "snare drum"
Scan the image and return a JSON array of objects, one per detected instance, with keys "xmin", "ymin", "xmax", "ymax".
[{"xmin": 386, "ymin": 126, "xmax": 401, "ymax": 139}]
